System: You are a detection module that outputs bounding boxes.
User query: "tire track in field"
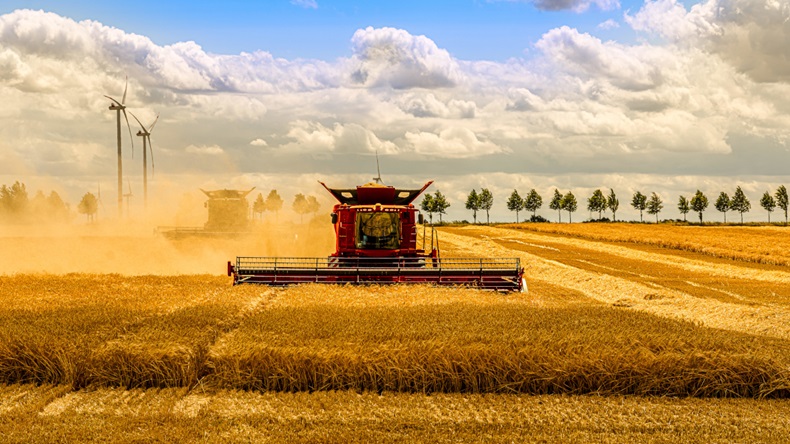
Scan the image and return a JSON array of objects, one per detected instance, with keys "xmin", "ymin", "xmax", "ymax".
[{"xmin": 438, "ymin": 226, "xmax": 790, "ymax": 341}]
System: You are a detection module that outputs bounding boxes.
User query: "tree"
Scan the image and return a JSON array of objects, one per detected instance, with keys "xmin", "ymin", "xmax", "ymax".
[
  {"xmin": 306, "ymin": 195, "xmax": 321, "ymax": 217},
  {"xmin": 549, "ymin": 189, "xmax": 563, "ymax": 223},
  {"xmin": 420, "ymin": 194, "xmax": 435, "ymax": 224},
  {"xmin": 587, "ymin": 189, "xmax": 607, "ymax": 220},
  {"xmin": 432, "ymin": 191, "xmax": 450, "ymax": 223},
  {"xmin": 265, "ymin": 190, "xmax": 284, "ymax": 221},
  {"xmin": 730, "ymin": 186, "xmax": 751, "ymax": 224},
  {"xmin": 715, "ymin": 192, "xmax": 730, "ymax": 223},
  {"xmin": 607, "ymin": 189, "xmax": 619, "ymax": 222},
  {"xmin": 776, "ymin": 185, "xmax": 789, "ymax": 225},
  {"xmin": 677, "ymin": 196, "xmax": 690, "ymax": 222},
  {"xmin": 479, "ymin": 188, "xmax": 493, "ymax": 224},
  {"xmin": 292, "ymin": 193, "xmax": 309, "ymax": 223},
  {"xmin": 646, "ymin": 192, "xmax": 663, "ymax": 222},
  {"xmin": 252, "ymin": 193, "xmax": 266, "ymax": 220},
  {"xmin": 47, "ymin": 191, "xmax": 69, "ymax": 221},
  {"xmin": 465, "ymin": 189, "xmax": 481, "ymax": 224},
  {"xmin": 524, "ymin": 189, "xmax": 543, "ymax": 219},
  {"xmin": 631, "ymin": 191, "xmax": 647, "ymax": 222},
  {"xmin": 77, "ymin": 192, "xmax": 98, "ymax": 222},
  {"xmin": 690, "ymin": 190, "xmax": 709, "ymax": 223},
  {"xmin": 506, "ymin": 189, "xmax": 524, "ymax": 223},
  {"xmin": 561, "ymin": 191, "xmax": 577, "ymax": 223},
  {"xmin": 0, "ymin": 181, "xmax": 29, "ymax": 218},
  {"xmin": 760, "ymin": 191, "xmax": 776, "ymax": 223}
]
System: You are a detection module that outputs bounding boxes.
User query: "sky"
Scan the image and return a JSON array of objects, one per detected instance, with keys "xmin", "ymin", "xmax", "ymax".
[{"xmin": 1, "ymin": 0, "xmax": 789, "ymax": 223}]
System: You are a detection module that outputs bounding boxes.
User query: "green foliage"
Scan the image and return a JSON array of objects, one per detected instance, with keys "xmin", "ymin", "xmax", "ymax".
[
  {"xmin": 506, "ymin": 189, "xmax": 524, "ymax": 223},
  {"xmin": 607, "ymin": 189, "xmax": 619, "ymax": 221},
  {"xmin": 631, "ymin": 191, "xmax": 647, "ymax": 222},
  {"xmin": 549, "ymin": 189, "xmax": 563, "ymax": 223},
  {"xmin": 776, "ymin": 185, "xmax": 788, "ymax": 224},
  {"xmin": 677, "ymin": 196, "xmax": 690, "ymax": 222},
  {"xmin": 292, "ymin": 193, "xmax": 309, "ymax": 223},
  {"xmin": 715, "ymin": 192, "xmax": 731, "ymax": 223},
  {"xmin": 77, "ymin": 192, "xmax": 98, "ymax": 222},
  {"xmin": 760, "ymin": 191, "xmax": 776, "ymax": 223},
  {"xmin": 587, "ymin": 189, "xmax": 607, "ymax": 220},
  {"xmin": 690, "ymin": 190, "xmax": 709, "ymax": 223},
  {"xmin": 730, "ymin": 186, "xmax": 751, "ymax": 223},
  {"xmin": 561, "ymin": 191, "xmax": 577, "ymax": 223},
  {"xmin": 646, "ymin": 192, "xmax": 663, "ymax": 222},
  {"xmin": 479, "ymin": 188, "xmax": 493, "ymax": 224},
  {"xmin": 252, "ymin": 193, "xmax": 265, "ymax": 219},
  {"xmin": 431, "ymin": 191, "xmax": 450, "ymax": 223},
  {"xmin": 465, "ymin": 189, "xmax": 481, "ymax": 223},
  {"xmin": 524, "ymin": 189, "xmax": 543, "ymax": 218},
  {"xmin": 265, "ymin": 190, "xmax": 283, "ymax": 214},
  {"xmin": 420, "ymin": 194, "xmax": 435, "ymax": 224}
]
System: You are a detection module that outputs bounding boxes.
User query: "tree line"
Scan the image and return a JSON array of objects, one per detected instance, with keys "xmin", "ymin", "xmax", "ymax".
[
  {"xmin": 452, "ymin": 185, "xmax": 789, "ymax": 224},
  {"xmin": 0, "ymin": 181, "xmax": 71, "ymax": 223}
]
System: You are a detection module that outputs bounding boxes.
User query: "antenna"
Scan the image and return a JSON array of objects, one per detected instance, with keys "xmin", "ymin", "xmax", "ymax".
[{"xmin": 373, "ymin": 150, "xmax": 383, "ymax": 184}]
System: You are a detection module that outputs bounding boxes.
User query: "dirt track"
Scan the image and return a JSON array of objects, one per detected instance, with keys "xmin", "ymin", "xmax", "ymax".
[{"xmin": 439, "ymin": 225, "xmax": 790, "ymax": 341}]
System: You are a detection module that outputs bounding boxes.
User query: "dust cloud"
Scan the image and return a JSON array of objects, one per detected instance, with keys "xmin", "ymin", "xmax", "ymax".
[{"xmin": 0, "ymin": 219, "xmax": 335, "ymax": 276}]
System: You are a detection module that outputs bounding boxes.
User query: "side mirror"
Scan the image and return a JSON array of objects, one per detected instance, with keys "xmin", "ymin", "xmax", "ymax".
[
  {"xmin": 331, "ymin": 213, "xmax": 338, "ymax": 224},
  {"xmin": 418, "ymin": 213, "xmax": 424, "ymax": 224}
]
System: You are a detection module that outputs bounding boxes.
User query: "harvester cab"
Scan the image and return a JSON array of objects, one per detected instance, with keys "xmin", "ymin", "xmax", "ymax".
[{"xmin": 228, "ymin": 181, "xmax": 526, "ymax": 291}]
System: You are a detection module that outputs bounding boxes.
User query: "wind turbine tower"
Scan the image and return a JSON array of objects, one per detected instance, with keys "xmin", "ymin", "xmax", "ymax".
[
  {"xmin": 131, "ymin": 112, "xmax": 159, "ymax": 209},
  {"xmin": 104, "ymin": 77, "xmax": 134, "ymax": 218}
]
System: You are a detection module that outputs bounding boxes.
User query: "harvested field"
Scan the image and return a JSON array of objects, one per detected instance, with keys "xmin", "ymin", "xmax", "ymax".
[{"xmin": 2, "ymin": 224, "xmax": 790, "ymax": 440}]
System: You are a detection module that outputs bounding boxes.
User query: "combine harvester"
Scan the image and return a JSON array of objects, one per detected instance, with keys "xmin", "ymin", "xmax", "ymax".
[{"xmin": 228, "ymin": 180, "xmax": 525, "ymax": 292}]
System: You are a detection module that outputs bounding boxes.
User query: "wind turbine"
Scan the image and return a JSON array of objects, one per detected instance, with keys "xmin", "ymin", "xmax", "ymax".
[
  {"xmin": 104, "ymin": 77, "xmax": 134, "ymax": 219},
  {"xmin": 123, "ymin": 181, "xmax": 133, "ymax": 217},
  {"xmin": 131, "ymin": 112, "xmax": 159, "ymax": 209}
]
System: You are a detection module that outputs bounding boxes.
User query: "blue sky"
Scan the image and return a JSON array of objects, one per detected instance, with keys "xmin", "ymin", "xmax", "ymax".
[
  {"xmin": 1, "ymin": 0, "xmax": 634, "ymax": 59},
  {"xmin": 1, "ymin": 0, "xmax": 789, "ymax": 222}
]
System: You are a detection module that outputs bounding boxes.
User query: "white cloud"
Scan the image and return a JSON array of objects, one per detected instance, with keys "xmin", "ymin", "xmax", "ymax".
[
  {"xmin": 490, "ymin": 0, "xmax": 620, "ymax": 13},
  {"xmin": 185, "ymin": 144, "xmax": 224, "ymax": 155},
  {"xmin": 348, "ymin": 27, "xmax": 462, "ymax": 89},
  {"xmin": 404, "ymin": 127, "xmax": 509, "ymax": 158},
  {"xmin": 395, "ymin": 93, "xmax": 476, "ymax": 118},
  {"xmin": 597, "ymin": 19, "xmax": 620, "ymax": 30},
  {"xmin": 278, "ymin": 121, "xmax": 399, "ymax": 155},
  {"xmin": 250, "ymin": 139, "xmax": 268, "ymax": 147}
]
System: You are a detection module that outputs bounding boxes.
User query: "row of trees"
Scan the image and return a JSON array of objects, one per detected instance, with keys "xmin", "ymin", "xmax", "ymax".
[
  {"xmin": 252, "ymin": 190, "xmax": 322, "ymax": 223},
  {"xmin": 462, "ymin": 185, "xmax": 790, "ymax": 224},
  {"xmin": 1, "ymin": 181, "xmax": 71, "ymax": 223}
]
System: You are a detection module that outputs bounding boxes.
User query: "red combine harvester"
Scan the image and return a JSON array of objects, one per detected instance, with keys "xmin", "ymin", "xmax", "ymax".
[{"xmin": 227, "ymin": 181, "xmax": 526, "ymax": 291}]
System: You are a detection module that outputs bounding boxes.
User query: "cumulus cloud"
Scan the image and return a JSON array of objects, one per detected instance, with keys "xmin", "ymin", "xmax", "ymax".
[
  {"xmin": 278, "ymin": 121, "xmax": 399, "ymax": 154},
  {"xmin": 185, "ymin": 144, "xmax": 224, "ymax": 155},
  {"xmin": 249, "ymin": 139, "xmax": 268, "ymax": 147},
  {"xmin": 404, "ymin": 128, "xmax": 509, "ymax": 158},
  {"xmin": 626, "ymin": 0, "xmax": 790, "ymax": 83},
  {"xmin": 395, "ymin": 93, "xmax": 476, "ymax": 118},
  {"xmin": 349, "ymin": 27, "xmax": 462, "ymax": 89},
  {"xmin": 490, "ymin": 0, "xmax": 619, "ymax": 13}
]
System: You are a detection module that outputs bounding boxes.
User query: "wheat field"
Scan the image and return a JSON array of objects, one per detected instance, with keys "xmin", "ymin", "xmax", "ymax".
[{"xmin": 1, "ymin": 223, "xmax": 790, "ymax": 442}]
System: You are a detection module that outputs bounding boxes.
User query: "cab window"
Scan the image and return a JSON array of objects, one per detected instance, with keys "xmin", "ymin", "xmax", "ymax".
[{"xmin": 356, "ymin": 212, "xmax": 399, "ymax": 249}]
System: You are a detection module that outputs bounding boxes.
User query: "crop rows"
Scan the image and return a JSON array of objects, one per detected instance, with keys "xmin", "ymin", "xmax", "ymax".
[{"xmin": 1, "ymin": 275, "xmax": 789, "ymax": 397}]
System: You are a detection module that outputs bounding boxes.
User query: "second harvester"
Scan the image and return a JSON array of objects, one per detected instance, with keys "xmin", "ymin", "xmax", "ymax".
[{"xmin": 228, "ymin": 180, "xmax": 526, "ymax": 291}]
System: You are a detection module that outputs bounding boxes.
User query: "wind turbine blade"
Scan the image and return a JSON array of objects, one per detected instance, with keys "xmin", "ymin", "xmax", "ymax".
[
  {"xmin": 148, "ymin": 135, "xmax": 155, "ymax": 176},
  {"xmin": 103, "ymin": 95, "xmax": 122, "ymax": 107},
  {"xmin": 122, "ymin": 76, "xmax": 128, "ymax": 105},
  {"xmin": 122, "ymin": 109, "xmax": 135, "ymax": 158},
  {"xmin": 148, "ymin": 113, "xmax": 160, "ymax": 133},
  {"xmin": 129, "ymin": 111, "xmax": 145, "ymax": 131}
]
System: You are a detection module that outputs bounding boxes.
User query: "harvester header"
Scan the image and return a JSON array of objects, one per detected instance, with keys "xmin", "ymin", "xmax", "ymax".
[{"xmin": 228, "ymin": 180, "xmax": 526, "ymax": 292}]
